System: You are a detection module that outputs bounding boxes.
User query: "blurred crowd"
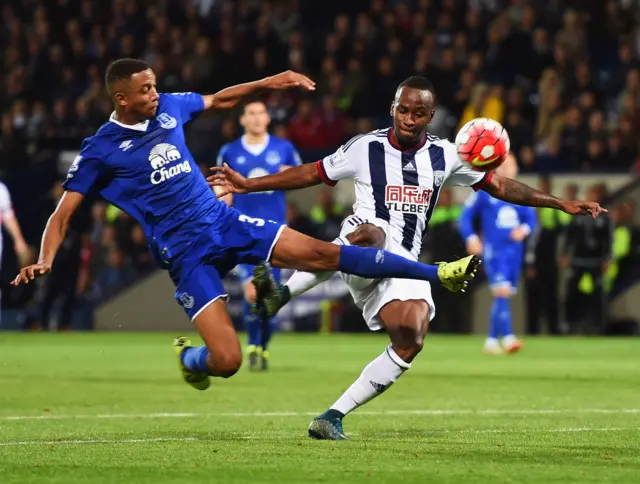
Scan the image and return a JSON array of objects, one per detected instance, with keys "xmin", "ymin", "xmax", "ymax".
[
  {"xmin": 3, "ymin": 0, "xmax": 640, "ymax": 174},
  {"xmin": 2, "ymin": 0, "xmax": 640, "ymax": 330}
]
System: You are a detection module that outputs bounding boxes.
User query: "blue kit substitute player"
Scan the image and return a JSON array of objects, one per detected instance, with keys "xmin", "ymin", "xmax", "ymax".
[
  {"xmin": 459, "ymin": 154, "xmax": 537, "ymax": 354},
  {"xmin": 12, "ymin": 58, "xmax": 481, "ymax": 391},
  {"xmin": 217, "ymin": 99, "xmax": 301, "ymax": 370}
]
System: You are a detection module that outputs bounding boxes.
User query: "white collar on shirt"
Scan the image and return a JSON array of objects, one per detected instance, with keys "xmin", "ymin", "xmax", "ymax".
[
  {"xmin": 241, "ymin": 134, "xmax": 269, "ymax": 156},
  {"xmin": 109, "ymin": 112, "xmax": 149, "ymax": 132}
]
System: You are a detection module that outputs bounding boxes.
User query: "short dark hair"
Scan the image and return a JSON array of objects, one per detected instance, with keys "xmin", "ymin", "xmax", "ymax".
[
  {"xmin": 105, "ymin": 58, "xmax": 150, "ymax": 95},
  {"xmin": 397, "ymin": 76, "xmax": 436, "ymax": 96},
  {"xmin": 243, "ymin": 98, "xmax": 266, "ymax": 112}
]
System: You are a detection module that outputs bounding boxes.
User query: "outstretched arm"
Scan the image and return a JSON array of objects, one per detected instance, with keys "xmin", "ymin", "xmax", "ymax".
[
  {"xmin": 482, "ymin": 174, "xmax": 606, "ymax": 217},
  {"xmin": 209, "ymin": 162, "xmax": 322, "ymax": 197},
  {"xmin": 12, "ymin": 191, "xmax": 84, "ymax": 285},
  {"xmin": 202, "ymin": 71, "xmax": 315, "ymax": 111}
]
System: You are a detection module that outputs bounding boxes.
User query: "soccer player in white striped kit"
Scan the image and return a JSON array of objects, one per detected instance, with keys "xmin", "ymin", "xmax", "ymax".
[
  {"xmin": 0, "ymin": 181, "xmax": 30, "ymax": 318},
  {"xmin": 211, "ymin": 76, "xmax": 605, "ymax": 440}
]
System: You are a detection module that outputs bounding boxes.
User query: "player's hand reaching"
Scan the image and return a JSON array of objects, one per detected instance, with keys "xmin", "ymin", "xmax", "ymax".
[
  {"xmin": 208, "ymin": 164, "xmax": 249, "ymax": 198},
  {"xmin": 561, "ymin": 201, "xmax": 607, "ymax": 218},
  {"xmin": 11, "ymin": 262, "xmax": 52, "ymax": 286},
  {"xmin": 264, "ymin": 70, "xmax": 315, "ymax": 91}
]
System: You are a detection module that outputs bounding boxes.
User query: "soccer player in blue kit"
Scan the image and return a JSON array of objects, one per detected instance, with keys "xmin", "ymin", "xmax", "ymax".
[
  {"xmin": 217, "ymin": 100, "xmax": 300, "ymax": 370},
  {"xmin": 12, "ymin": 58, "xmax": 480, "ymax": 390},
  {"xmin": 459, "ymin": 154, "xmax": 537, "ymax": 354}
]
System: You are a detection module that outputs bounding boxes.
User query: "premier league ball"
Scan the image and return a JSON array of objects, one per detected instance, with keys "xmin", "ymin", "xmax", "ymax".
[{"xmin": 455, "ymin": 117, "xmax": 510, "ymax": 172}]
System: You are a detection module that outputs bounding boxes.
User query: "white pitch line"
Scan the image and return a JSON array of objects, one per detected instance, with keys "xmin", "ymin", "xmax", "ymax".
[
  {"xmin": 1, "ymin": 408, "xmax": 639, "ymax": 422},
  {"xmin": 0, "ymin": 427, "xmax": 637, "ymax": 447},
  {"xmin": 0, "ymin": 437, "xmax": 204, "ymax": 447}
]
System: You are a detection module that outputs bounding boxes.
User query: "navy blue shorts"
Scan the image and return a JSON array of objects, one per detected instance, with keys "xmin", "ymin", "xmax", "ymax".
[{"xmin": 170, "ymin": 209, "xmax": 285, "ymax": 320}]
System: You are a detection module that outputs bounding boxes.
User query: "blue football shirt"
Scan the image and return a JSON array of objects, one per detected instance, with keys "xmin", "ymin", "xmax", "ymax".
[
  {"xmin": 217, "ymin": 135, "xmax": 301, "ymax": 224},
  {"xmin": 62, "ymin": 92, "xmax": 226, "ymax": 267},
  {"xmin": 459, "ymin": 190, "xmax": 538, "ymax": 252}
]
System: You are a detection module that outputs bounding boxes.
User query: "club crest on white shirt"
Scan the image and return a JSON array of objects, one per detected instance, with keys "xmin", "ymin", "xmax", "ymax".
[{"xmin": 433, "ymin": 170, "xmax": 445, "ymax": 187}]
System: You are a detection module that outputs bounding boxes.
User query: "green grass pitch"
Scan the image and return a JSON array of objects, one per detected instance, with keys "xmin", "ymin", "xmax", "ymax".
[{"xmin": 0, "ymin": 333, "xmax": 639, "ymax": 483}]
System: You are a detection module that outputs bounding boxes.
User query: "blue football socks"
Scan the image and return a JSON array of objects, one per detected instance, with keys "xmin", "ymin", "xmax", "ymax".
[
  {"xmin": 181, "ymin": 346, "xmax": 210, "ymax": 374},
  {"xmin": 338, "ymin": 245, "xmax": 439, "ymax": 282},
  {"xmin": 244, "ymin": 300, "xmax": 274, "ymax": 350},
  {"xmin": 489, "ymin": 297, "xmax": 512, "ymax": 338},
  {"xmin": 244, "ymin": 301, "xmax": 261, "ymax": 347}
]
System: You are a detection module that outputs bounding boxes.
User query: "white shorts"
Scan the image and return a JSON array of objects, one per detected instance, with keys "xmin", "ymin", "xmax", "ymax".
[{"xmin": 336, "ymin": 214, "xmax": 436, "ymax": 331}]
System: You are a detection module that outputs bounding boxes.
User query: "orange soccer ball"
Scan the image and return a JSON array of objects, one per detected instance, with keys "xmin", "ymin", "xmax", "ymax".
[{"xmin": 455, "ymin": 117, "xmax": 510, "ymax": 172}]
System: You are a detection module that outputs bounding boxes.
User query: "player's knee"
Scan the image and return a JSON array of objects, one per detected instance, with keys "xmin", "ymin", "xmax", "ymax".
[
  {"xmin": 345, "ymin": 224, "xmax": 386, "ymax": 249},
  {"xmin": 390, "ymin": 321, "xmax": 427, "ymax": 361},
  {"xmin": 492, "ymin": 286, "xmax": 512, "ymax": 298},
  {"xmin": 385, "ymin": 301, "xmax": 430, "ymax": 362},
  {"xmin": 402, "ymin": 330, "xmax": 425, "ymax": 352},
  {"xmin": 210, "ymin": 350, "xmax": 242, "ymax": 378},
  {"xmin": 393, "ymin": 327, "xmax": 424, "ymax": 361}
]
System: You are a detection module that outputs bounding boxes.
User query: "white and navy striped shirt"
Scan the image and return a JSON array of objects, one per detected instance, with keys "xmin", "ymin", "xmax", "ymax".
[{"xmin": 316, "ymin": 128, "xmax": 492, "ymax": 260}]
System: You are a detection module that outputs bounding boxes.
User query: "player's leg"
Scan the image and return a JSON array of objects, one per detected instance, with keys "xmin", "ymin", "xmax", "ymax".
[
  {"xmin": 237, "ymin": 264, "xmax": 263, "ymax": 369},
  {"xmin": 192, "ymin": 299, "xmax": 243, "ymax": 375},
  {"xmin": 270, "ymin": 227, "xmax": 478, "ymax": 292},
  {"xmin": 308, "ymin": 279, "xmax": 434, "ymax": 440},
  {"xmin": 483, "ymin": 254, "xmax": 514, "ymax": 354},
  {"xmin": 172, "ymin": 264, "xmax": 243, "ymax": 389},
  {"xmin": 488, "ymin": 286, "xmax": 515, "ymax": 353},
  {"xmin": 228, "ymin": 212, "xmax": 477, "ymax": 319},
  {"xmin": 500, "ymin": 255, "xmax": 524, "ymax": 353},
  {"xmin": 267, "ymin": 222, "xmax": 388, "ymax": 313},
  {"xmin": 258, "ymin": 267, "xmax": 281, "ymax": 370}
]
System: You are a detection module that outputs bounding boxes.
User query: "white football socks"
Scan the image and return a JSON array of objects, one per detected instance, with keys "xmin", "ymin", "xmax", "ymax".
[
  {"xmin": 285, "ymin": 236, "xmax": 345, "ymax": 297},
  {"xmin": 330, "ymin": 345, "xmax": 411, "ymax": 416},
  {"xmin": 286, "ymin": 270, "xmax": 334, "ymax": 297}
]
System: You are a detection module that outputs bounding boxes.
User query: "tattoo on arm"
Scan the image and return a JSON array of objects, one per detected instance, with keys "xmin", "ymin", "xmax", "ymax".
[{"xmin": 485, "ymin": 175, "xmax": 565, "ymax": 209}]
